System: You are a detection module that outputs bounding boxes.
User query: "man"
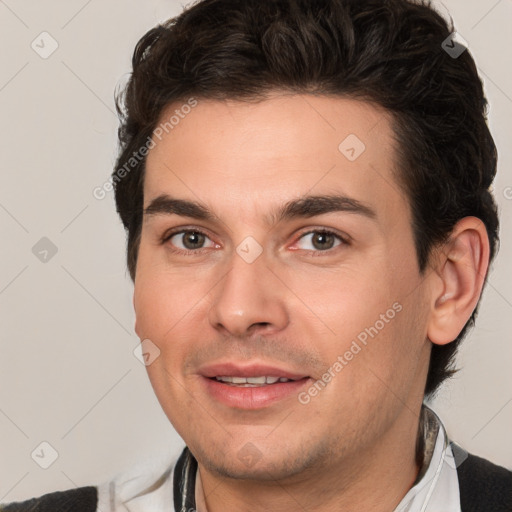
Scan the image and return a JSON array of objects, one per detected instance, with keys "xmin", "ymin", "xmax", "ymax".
[{"xmin": 2, "ymin": 0, "xmax": 511, "ymax": 510}]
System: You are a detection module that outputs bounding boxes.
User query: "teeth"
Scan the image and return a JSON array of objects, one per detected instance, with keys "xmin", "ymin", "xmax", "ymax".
[
  {"xmin": 246, "ymin": 376, "xmax": 266, "ymax": 384},
  {"xmin": 215, "ymin": 376, "xmax": 292, "ymax": 385}
]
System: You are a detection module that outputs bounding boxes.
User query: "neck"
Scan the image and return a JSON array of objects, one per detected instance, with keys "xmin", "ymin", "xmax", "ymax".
[{"xmin": 194, "ymin": 405, "xmax": 424, "ymax": 512}]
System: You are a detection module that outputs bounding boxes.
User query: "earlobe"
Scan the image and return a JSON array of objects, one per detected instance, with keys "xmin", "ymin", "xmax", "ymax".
[{"xmin": 427, "ymin": 217, "xmax": 490, "ymax": 346}]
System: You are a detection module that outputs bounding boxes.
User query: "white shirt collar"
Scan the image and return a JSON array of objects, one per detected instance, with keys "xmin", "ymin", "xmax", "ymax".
[
  {"xmin": 96, "ymin": 405, "xmax": 461, "ymax": 512},
  {"xmin": 394, "ymin": 406, "xmax": 461, "ymax": 512}
]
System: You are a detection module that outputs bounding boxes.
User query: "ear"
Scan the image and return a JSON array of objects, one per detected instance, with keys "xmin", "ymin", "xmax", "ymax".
[{"xmin": 427, "ymin": 217, "xmax": 490, "ymax": 346}]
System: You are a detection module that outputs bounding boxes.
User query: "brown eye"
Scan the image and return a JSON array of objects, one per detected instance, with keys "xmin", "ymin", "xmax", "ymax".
[
  {"xmin": 311, "ymin": 232, "xmax": 336, "ymax": 250},
  {"xmin": 296, "ymin": 230, "xmax": 345, "ymax": 252},
  {"xmin": 181, "ymin": 231, "xmax": 206, "ymax": 249},
  {"xmin": 166, "ymin": 230, "xmax": 216, "ymax": 252}
]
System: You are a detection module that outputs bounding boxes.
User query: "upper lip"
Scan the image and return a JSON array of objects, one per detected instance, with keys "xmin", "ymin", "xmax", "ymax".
[{"xmin": 199, "ymin": 362, "xmax": 309, "ymax": 381}]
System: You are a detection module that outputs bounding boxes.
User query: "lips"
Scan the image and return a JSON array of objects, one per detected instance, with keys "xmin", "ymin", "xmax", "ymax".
[
  {"xmin": 198, "ymin": 361, "xmax": 311, "ymax": 409},
  {"xmin": 199, "ymin": 362, "xmax": 308, "ymax": 381},
  {"xmin": 214, "ymin": 376, "xmax": 293, "ymax": 385}
]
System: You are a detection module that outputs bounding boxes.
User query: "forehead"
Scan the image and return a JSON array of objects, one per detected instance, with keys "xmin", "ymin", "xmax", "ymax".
[{"xmin": 143, "ymin": 94, "xmax": 407, "ymax": 226}]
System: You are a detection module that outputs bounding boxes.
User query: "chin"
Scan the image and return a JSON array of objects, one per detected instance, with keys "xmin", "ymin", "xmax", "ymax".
[
  {"xmin": 203, "ymin": 457, "xmax": 309, "ymax": 482},
  {"xmin": 194, "ymin": 438, "xmax": 327, "ymax": 483}
]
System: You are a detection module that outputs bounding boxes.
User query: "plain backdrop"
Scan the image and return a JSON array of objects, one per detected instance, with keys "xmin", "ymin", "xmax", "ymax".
[{"xmin": 0, "ymin": 0, "xmax": 511, "ymax": 502}]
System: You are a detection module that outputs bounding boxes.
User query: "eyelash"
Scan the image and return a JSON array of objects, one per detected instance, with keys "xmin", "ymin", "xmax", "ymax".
[{"xmin": 160, "ymin": 227, "xmax": 349, "ymax": 256}]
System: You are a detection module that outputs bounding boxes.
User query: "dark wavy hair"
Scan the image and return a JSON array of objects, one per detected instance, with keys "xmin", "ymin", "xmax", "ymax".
[{"xmin": 112, "ymin": 0, "xmax": 499, "ymax": 397}]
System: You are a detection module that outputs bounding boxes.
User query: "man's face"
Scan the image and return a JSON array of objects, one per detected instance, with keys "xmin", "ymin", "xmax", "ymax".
[{"xmin": 134, "ymin": 94, "xmax": 432, "ymax": 481}]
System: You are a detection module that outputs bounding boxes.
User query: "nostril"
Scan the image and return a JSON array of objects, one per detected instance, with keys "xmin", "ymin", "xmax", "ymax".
[{"xmin": 250, "ymin": 322, "xmax": 271, "ymax": 330}]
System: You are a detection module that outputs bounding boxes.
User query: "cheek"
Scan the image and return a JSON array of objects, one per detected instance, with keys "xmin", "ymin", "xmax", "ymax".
[
  {"xmin": 287, "ymin": 264, "xmax": 393, "ymax": 343},
  {"xmin": 133, "ymin": 262, "xmax": 217, "ymax": 388},
  {"xmin": 134, "ymin": 273, "xmax": 198, "ymax": 398},
  {"xmin": 134, "ymin": 245, "xmax": 209, "ymax": 339},
  {"xmin": 298, "ymin": 260, "xmax": 424, "ymax": 390},
  {"xmin": 133, "ymin": 278, "xmax": 173, "ymax": 339},
  {"xmin": 345, "ymin": 282, "xmax": 429, "ymax": 399}
]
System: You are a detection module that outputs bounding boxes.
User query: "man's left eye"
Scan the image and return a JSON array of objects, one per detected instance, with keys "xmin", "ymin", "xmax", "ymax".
[{"xmin": 295, "ymin": 230, "xmax": 345, "ymax": 251}]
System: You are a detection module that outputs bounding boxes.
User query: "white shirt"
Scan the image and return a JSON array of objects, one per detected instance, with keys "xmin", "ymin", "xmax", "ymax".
[{"xmin": 96, "ymin": 405, "xmax": 461, "ymax": 512}]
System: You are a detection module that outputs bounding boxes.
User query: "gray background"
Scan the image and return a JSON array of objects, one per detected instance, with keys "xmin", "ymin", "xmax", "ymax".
[{"xmin": 0, "ymin": 0, "xmax": 511, "ymax": 501}]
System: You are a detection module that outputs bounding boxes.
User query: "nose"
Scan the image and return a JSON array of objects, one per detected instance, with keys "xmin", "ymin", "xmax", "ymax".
[{"xmin": 207, "ymin": 247, "xmax": 289, "ymax": 338}]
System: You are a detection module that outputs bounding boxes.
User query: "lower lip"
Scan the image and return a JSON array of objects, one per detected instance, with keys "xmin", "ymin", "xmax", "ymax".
[{"xmin": 202, "ymin": 376, "xmax": 311, "ymax": 410}]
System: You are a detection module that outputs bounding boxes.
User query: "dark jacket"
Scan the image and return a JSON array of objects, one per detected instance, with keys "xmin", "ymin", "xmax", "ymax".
[{"xmin": 1, "ymin": 452, "xmax": 511, "ymax": 511}]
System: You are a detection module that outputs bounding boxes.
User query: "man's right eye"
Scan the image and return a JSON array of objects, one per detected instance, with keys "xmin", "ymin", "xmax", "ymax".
[{"xmin": 162, "ymin": 229, "xmax": 217, "ymax": 253}]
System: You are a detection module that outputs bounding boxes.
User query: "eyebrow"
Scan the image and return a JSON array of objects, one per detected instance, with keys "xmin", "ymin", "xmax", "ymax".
[{"xmin": 143, "ymin": 193, "xmax": 377, "ymax": 225}]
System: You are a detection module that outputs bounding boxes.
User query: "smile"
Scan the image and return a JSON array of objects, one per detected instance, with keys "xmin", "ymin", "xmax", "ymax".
[{"xmin": 214, "ymin": 376, "xmax": 296, "ymax": 386}]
